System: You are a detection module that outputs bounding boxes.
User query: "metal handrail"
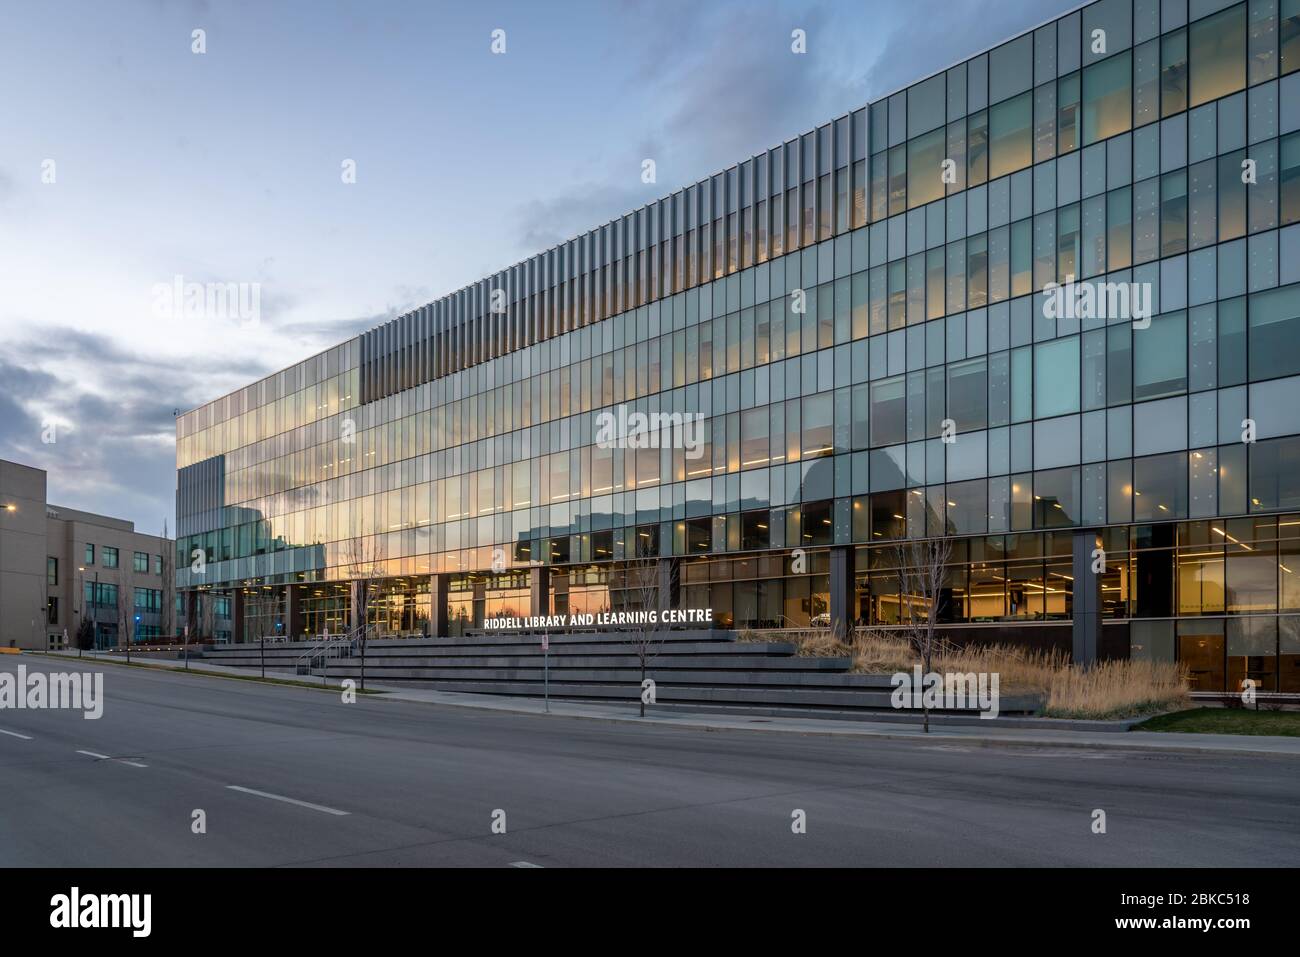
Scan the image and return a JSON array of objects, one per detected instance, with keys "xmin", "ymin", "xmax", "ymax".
[{"xmin": 296, "ymin": 626, "xmax": 364, "ymax": 675}]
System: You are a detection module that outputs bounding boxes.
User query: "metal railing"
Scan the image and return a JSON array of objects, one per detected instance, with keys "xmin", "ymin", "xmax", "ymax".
[{"xmin": 295, "ymin": 627, "xmax": 363, "ymax": 677}]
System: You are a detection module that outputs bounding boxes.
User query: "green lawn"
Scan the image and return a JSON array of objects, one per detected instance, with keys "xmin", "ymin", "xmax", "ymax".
[{"xmin": 1134, "ymin": 707, "xmax": 1300, "ymax": 736}]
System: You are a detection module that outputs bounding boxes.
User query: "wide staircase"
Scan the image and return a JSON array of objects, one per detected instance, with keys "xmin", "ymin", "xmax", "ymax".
[{"xmin": 196, "ymin": 629, "xmax": 1041, "ymax": 717}]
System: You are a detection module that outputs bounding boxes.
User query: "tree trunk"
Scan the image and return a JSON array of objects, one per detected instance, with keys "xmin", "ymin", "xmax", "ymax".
[
  {"xmin": 923, "ymin": 644, "xmax": 932, "ymax": 734},
  {"xmin": 640, "ymin": 656, "xmax": 646, "ymax": 717}
]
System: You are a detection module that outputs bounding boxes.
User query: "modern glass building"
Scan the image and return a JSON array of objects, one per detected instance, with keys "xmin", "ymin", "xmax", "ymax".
[{"xmin": 176, "ymin": 0, "xmax": 1300, "ymax": 692}]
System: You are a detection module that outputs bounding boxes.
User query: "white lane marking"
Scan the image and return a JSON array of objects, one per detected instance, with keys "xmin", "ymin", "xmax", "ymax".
[
  {"xmin": 225, "ymin": 785, "xmax": 350, "ymax": 816},
  {"xmin": 75, "ymin": 750, "xmax": 147, "ymax": 767},
  {"xmin": 0, "ymin": 728, "xmax": 33, "ymax": 740},
  {"xmin": 509, "ymin": 861, "xmax": 543, "ymax": 868}
]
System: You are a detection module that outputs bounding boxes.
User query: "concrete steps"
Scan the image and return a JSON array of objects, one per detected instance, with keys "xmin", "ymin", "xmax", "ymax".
[{"xmin": 196, "ymin": 630, "xmax": 1040, "ymax": 715}]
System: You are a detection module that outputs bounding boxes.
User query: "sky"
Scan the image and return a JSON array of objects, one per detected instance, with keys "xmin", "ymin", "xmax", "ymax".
[{"xmin": 0, "ymin": 0, "xmax": 1079, "ymax": 536}]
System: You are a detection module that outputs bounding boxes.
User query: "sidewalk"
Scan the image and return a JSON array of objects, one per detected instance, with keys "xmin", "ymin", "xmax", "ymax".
[{"xmin": 32, "ymin": 649, "xmax": 1300, "ymax": 758}]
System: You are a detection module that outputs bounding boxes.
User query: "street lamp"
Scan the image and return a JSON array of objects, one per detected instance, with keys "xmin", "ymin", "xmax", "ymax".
[
  {"xmin": 91, "ymin": 569, "xmax": 100, "ymax": 652},
  {"xmin": 76, "ymin": 566, "xmax": 84, "ymax": 657}
]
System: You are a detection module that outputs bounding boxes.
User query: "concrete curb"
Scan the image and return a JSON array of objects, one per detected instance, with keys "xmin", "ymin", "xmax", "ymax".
[
  {"xmin": 22, "ymin": 649, "xmax": 1300, "ymax": 759},
  {"xmin": 356, "ymin": 686, "xmax": 1300, "ymax": 758}
]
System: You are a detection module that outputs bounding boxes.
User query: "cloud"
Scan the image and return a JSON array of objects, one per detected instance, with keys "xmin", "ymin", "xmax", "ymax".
[
  {"xmin": 861, "ymin": 0, "xmax": 1078, "ymax": 98},
  {"xmin": 511, "ymin": 181, "xmax": 647, "ymax": 257},
  {"xmin": 0, "ymin": 313, "xmax": 383, "ymax": 535}
]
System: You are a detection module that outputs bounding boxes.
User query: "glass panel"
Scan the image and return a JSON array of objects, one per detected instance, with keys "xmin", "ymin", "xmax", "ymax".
[
  {"xmin": 1161, "ymin": 29, "xmax": 1188, "ymax": 117},
  {"xmin": 1190, "ymin": 3, "xmax": 1247, "ymax": 107},
  {"xmin": 1083, "ymin": 51, "xmax": 1132, "ymax": 144},
  {"xmin": 989, "ymin": 92, "xmax": 1032, "ymax": 179},
  {"xmin": 1034, "ymin": 336, "xmax": 1081, "ymax": 418},
  {"xmin": 1134, "ymin": 452, "xmax": 1188, "ymax": 521},
  {"xmin": 1133, "ymin": 310, "xmax": 1187, "ymax": 400},
  {"xmin": 907, "ymin": 128, "xmax": 946, "ymax": 208}
]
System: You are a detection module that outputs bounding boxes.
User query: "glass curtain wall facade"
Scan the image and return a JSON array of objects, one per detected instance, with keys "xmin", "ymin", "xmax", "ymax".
[{"xmin": 176, "ymin": 0, "xmax": 1300, "ymax": 691}]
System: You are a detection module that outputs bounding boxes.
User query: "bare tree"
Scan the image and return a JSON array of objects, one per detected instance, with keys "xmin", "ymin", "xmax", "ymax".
[
  {"xmin": 893, "ymin": 535, "xmax": 954, "ymax": 734},
  {"xmin": 345, "ymin": 534, "xmax": 386, "ymax": 690},
  {"xmin": 74, "ymin": 617, "xmax": 94, "ymax": 653},
  {"xmin": 616, "ymin": 552, "xmax": 673, "ymax": 717}
]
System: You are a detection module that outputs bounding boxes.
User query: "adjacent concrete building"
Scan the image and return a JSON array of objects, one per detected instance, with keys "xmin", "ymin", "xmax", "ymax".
[{"xmin": 0, "ymin": 458, "xmax": 174, "ymax": 650}]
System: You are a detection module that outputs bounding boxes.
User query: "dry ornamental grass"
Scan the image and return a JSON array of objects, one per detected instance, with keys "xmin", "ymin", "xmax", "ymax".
[{"xmin": 739, "ymin": 627, "xmax": 1189, "ymax": 720}]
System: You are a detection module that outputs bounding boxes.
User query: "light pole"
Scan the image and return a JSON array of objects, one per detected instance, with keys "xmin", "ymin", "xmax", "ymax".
[{"xmin": 76, "ymin": 566, "xmax": 84, "ymax": 658}]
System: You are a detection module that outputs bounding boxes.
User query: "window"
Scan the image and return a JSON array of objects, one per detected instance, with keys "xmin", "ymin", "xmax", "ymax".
[
  {"xmin": 907, "ymin": 128, "xmax": 946, "ymax": 208},
  {"xmin": 1282, "ymin": 133, "xmax": 1300, "ymax": 226},
  {"xmin": 1057, "ymin": 204, "xmax": 1080, "ymax": 282},
  {"xmin": 870, "ymin": 377, "xmax": 907, "ymax": 447},
  {"xmin": 1188, "ymin": 159, "xmax": 1218, "ymax": 248},
  {"xmin": 1134, "ymin": 39, "xmax": 1160, "ymax": 126},
  {"xmin": 46, "ymin": 556, "xmax": 57, "ymax": 586},
  {"xmin": 102, "ymin": 546, "xmax": 118, "ymax": 569},
  {"xmin": 84, "ymin": 582, "xmax": 118, "ymax": 608},
  {"xmin": 84, "ymin": 543, "xmax": 94, "ymax": 565},
  {"xmin": 47, "ymin": 598, "xmax": 58, "ymax": 626},
  {"xmin": 1162, "ymin": 29, "xmax": 1188, "ymax": 117},
  {"xmin": 1034, "ymin": 337, "xmax": 1080, "ymax": 418},
  {"xmin": 1250, "ymin": 435, "xmax": 1300, "ymax": 511},
  {"xmin": 1285, "ymin": 0, "xmax": 1300, "ymax": 75},
  {"xmin": 153, "ymin": 554, "xmax": 163, "ymax": 575},
  {"xmin": 134, "ymin": 551, "xmax": 149, "ymax": 573},
  {"xmin": 1082, "ymin": 51, "xmax": 1131, "ymax": 145},
  {"xmin": 945, "ymin": 479, "xmax": 988, "ymax": 535},
  {"xmin": 1134, "ymin": 452, "xmax": 1188, "ymax": 521},
  {"xmin": 968, "ymin": 110, "xmax": 989, "ymax": 186},
  {"xmin": 795, "ymin": 395, "xmax": 837, "ymax": 462},
  {"xmin": 870, "ymin": 489, "xmax": 907, "ymax": 540},
  {"xmin": 888, "ymin": 146, "xmax": 906, "ymax": 216},
  {"xmin": 1190, "ymin": 3, "xmax": 1246, "ymax": 107},
  {"xmin": 1134, "ymin": 311, "xmax": 1188, "ymax": 400},
  {"xmin": 1034, "ymin": 467, "xmax": 1081, "ymax": 527},
  {"xmin": 1161, "ymin": 171, "xmax": 1188, "ymax": 256},
  {"xmin": 1058, "ymin": 73, "xmax": 1081, "ymax": 153},
  {"xmin": 740, "ymin": 408, "xmax": 769, "ymax": 469},
  {"xmin": 1249, "ymin": 284, "xmax": 1300, "ymax": 380},
  {"xmin": 1134, "ymin": 179, "xmax": 1160, "ymax": 263},
  {"xmin": 1108, "ymin": 187, "xmax": 1132, "ymax": 270},
  {"xmin": 1219, "ymin": 149, "xmax": 1248, "ymax": 240},
  {"xmin": 988, "ymin": 92, "xmax": 1032, "ymax": 179}
]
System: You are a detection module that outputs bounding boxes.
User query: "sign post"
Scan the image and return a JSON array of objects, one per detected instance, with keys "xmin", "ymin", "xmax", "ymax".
[{"xmin": 542, "ymin": 633, "xmax": 550, "ymax": 714}]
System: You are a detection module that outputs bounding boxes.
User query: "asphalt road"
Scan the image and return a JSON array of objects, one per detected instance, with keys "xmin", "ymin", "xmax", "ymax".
[{"xmin": 1, "ymin": 655, "xmax": 1297, "ymax": 867}]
